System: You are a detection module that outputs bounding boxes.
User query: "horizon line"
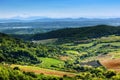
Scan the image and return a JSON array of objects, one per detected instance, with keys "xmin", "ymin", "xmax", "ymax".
[{"xmin": 1, "ymin": 16, "xmax": 120, "ymax": 20}]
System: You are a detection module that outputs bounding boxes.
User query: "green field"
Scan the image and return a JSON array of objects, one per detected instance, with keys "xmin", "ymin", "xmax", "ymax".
[{"xmin": 38, "ymin": 58, "xmax": 65, "ymax": 70}]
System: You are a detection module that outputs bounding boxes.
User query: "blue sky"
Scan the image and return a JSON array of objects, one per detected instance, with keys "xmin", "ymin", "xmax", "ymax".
[{"xmin": 0, "ymin": 0, "xmax": 120, "ymax": 18}]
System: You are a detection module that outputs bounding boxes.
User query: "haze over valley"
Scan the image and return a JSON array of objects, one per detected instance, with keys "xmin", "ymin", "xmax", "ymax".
[{"xmin": 0, "ymin": 18, "xmax": 120, "ymax": 34}]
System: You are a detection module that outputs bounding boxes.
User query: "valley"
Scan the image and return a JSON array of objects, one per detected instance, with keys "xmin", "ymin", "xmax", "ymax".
[{"xmin": 1, "ymin": 25, "xmax": 120, "ymax": 79}]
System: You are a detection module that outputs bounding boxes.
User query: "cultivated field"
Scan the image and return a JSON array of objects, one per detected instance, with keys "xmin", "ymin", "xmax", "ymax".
[
  {"xmin": 100, "ymin": 58, "xmax": 120, "ymax": 72},
  {"xmin": 11, "ymin": 64, "xmax": 76, "ymax": 77}
]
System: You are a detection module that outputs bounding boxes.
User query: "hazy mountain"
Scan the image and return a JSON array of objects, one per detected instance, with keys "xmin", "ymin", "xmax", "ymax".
[
  {"xmin": 0, "ymin": 17, "xmax": 120, "ymax": 34},
  {"xmin": 0, "ymin": 17, "xmax": 120, "ymax": 23}
]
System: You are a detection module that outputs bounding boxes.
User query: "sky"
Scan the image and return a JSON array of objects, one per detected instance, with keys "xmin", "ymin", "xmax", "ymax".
[{"xmin": 0, "ymin": 0, "xmax": 120, "ymax": 18}]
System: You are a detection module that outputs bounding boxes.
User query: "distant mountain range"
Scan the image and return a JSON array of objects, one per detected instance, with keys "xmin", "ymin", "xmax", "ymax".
[
  {"xmin": 0, "ymin": 17, "xmax": 120, "ymax": 34},
  {"xmin": 0, "ymin": 17, "xmax": 120, "ymax": 24}
]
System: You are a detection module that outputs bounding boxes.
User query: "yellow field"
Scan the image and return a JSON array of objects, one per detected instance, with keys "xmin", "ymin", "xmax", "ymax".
[{"xmin": 11, "ymin": 64, "xmax": 76, "ymax": 77}]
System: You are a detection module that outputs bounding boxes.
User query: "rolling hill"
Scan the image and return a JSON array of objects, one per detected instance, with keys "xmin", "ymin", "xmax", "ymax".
[{"xmin": 19, "ymin": 25, "xmax": 120, "ymax": 41}]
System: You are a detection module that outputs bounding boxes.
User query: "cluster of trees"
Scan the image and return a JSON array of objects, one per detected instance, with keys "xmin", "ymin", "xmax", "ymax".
[
  {"xmin": 0, "ymin": 34, "xmax": 39, "ymax": 64},
  {"xmin": 76, "ymin": 67, "xmax": 118, "ymax": 80},
  {"xmin": 0, "ymin": 65, "xmax": 35, "ymax": 80}
]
